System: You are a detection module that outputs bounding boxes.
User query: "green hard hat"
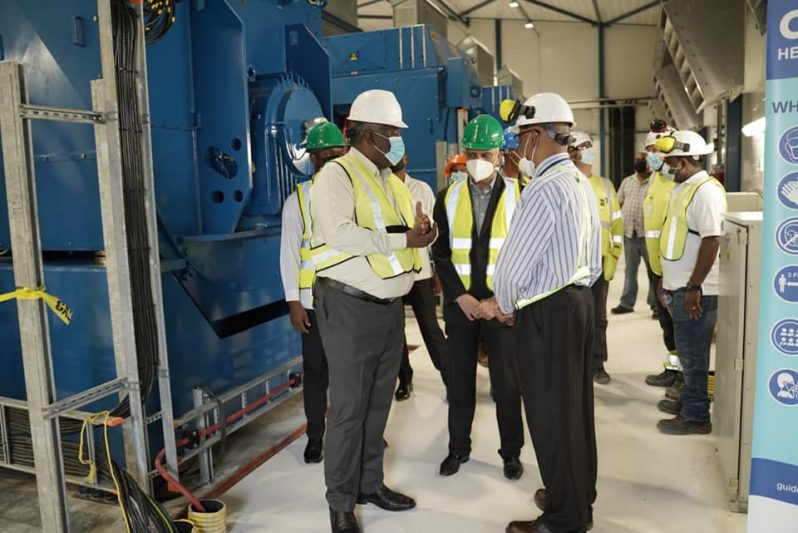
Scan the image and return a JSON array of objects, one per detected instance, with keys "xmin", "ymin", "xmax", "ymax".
[
  {"xmin": 462, "ymin": 114, "xmax": 504, "ymax": 150},
  {"xmin": 307, "ymin": 121, "xmax": 346, "ymax": 151}
]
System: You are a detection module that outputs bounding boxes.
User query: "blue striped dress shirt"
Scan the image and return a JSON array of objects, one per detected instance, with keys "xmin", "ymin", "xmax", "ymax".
[{"xmin": 494, "ymin": 153, "xmax": 603, "ymax": 314}]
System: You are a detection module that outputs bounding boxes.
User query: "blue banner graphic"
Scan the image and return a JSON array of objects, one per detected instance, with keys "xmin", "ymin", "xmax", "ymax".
[{"xmin": 749, "ymin": 1, "xmax": 798, "ymax": 529}]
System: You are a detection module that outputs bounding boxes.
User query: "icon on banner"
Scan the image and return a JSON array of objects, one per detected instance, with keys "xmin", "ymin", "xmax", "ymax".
[
  {"xmin": 774, "ymin": 266, "xmax": 798, "ymax": 301},
  {"xmin": 780, "ymin": 127, "xmax": 798, "ymax": 165},
  {"xmin": 777, "ymin": 174, "xmax": 798, "ymax": 209},
  {"xmin": 771, "ymin": 319, "xmax": 798, "ymax": 356},
  {"xmin": 776, "ymin": 218, "xmax": 798, "ymax": 254},
  {"xmin": 769, "ymin": 369, "xmax": 798, "ymax": 406}
]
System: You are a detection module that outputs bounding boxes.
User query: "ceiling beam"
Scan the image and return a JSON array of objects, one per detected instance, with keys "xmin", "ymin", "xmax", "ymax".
[
  {"xmin": 432, "ymin": 0, "xmax": 470, "ymax": 25},
  {"xmin": 522, "ymin": 0, "xmax": 598, "ymax": 26},
  {"xmin": 358, "ymin": 14, "xmax": 394, "ymax": 19},
  {"xmin": 605, "ymin": 0, "xmax": 659, "ymax": 26},
  {"xmin": 461, "ymin": 0, "xmax": 497, "ymax": 17},
  {"xmin": 358, "ymin": 0, "xmax": 385, "ymax": 8}
]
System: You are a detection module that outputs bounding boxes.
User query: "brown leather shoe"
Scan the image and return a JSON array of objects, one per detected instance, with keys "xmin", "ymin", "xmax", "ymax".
[
  {"xmin": 506, "ymin": 518, "xmax": 553, "ymax": 533},
  {"xmin": 533, "ymin": 489, "xmax": 546, "ymax": 511}
]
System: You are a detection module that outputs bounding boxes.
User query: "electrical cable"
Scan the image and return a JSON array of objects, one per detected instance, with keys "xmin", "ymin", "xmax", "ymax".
[{"xmin": 143, "ymin": 0, "xmax": 176, "ymax": 44}]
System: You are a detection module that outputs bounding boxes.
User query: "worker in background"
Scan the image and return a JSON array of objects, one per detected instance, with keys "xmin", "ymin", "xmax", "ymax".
[
  {"xmin": 391, "ymin": 154, "xmax": 449, "ymax": 401},
  {"xmin": 642, "ymin": 123, "xmax": 683, "ymax": 393},
  {"xmin": 279, "ymin": 121, "xmax": 346, "ymax": 465},
  {"xmin": 569, "ymin": 132, "xmax": 623, "ymax": 385},
  {"xmin": 481, "ymin": 92, "xmax": 601, "ymax": 533},
  {"xmin": 310, "ymin": 89, "xmax": 435, "ymax": 533},
  {"xmin": 654, "ymin": 130, "xmax": 725, "ymax": 436},
  {"xmin": 501, "ymin": 126, "xmax": 521, "ymax": 181},
  {"xmin": 431, "ymin": 114, "xmax": 524, "ymax": 481},
  {"xmin": 612, "ymin": 153, "xmax": 657, "ymax": 316},
  {"xmin": 445, "ymin": 153, "xmax": 468, "ymax": 184}
]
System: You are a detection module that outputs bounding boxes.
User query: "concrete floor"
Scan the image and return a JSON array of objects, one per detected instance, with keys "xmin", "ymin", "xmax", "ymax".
[
  {"xmin": 0, "ymin": 265, "xmax": 749, "ymax": 532},
  {"xmin": 223, "ymin": 268, "xmax": 748, "ymax": 533}
]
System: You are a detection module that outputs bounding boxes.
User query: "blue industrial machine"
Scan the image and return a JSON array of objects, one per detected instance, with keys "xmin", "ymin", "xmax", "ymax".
[
  {"xmin": 325, "ymin": 25, "xmax": 483, "ymax": 191},
  {"xmin": 0, "ymin": 0, "xmax": 330, "ymax": 482}
]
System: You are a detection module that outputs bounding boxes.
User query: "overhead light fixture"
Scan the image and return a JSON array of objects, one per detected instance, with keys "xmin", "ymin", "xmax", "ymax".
[
  {"xmin": 742, "ymin": 116, "xmax": 766, "ymax": 137},
  {"xmin": 509, "ymin": 1, "xmax": 520, "ymax": 7},
  {"xmin": 525, "ymin": 21, "xmax": 535, "ymax": 29}
]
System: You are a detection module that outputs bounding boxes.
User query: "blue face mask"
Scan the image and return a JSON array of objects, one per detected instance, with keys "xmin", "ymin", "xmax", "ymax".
[
  {"xmin": 373, "ymin": 132, "xmax": 406, "ymax": 166},
  {"xmin": 450, "ymin": 170, "xmax": 468, "ymax": 183},
  {"xmin": 647, "ymin": 152, "xmax": 664, "ymax": 171},
  {"xmin": 661, "ymin": 162, "xmax": 677, "ymax": 181}
]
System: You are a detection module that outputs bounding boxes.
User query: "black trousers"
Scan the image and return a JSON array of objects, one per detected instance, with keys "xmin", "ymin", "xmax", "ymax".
[
  {"xmin": 446, "ymin": 318, "xmax": 524, "ymax": 459},
  {"xmin": 398, "ymin": 278, "xmax": 449, "ymax": 386},
  {"xmin": 314, "ymin": 281, "xmax": 404, "ymax": 511},
  {"xmin": 302, "ymin": 309, "xmax": 329, "ymax": 440},
  {"xmin": 646, "ymin": 270, "xmax": 676, "ymax": 352},
  {"xmin": 590, "ymin": 277, "xmax": 609, "ymax": 370},
  {"xmin": 511, "ymin": 286, "xmax": 596, "ymax": 533}
]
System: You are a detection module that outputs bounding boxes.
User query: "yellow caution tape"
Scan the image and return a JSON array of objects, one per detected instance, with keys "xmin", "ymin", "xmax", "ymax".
[{"xmin": 0, "ymin": 286, "xmax": 73, "ymax": 325}]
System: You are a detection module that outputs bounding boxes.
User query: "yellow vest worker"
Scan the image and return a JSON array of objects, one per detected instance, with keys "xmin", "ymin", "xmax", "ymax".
[
  {"xmin": 643, "ymin": 171, "xmax": 676, "ymax": 277},
  {"xmin": 431, "ymin": 114, "xmax": 525, "ymax": 480},
  {"xmin": 569, "ymin": 131, "xmax": 621, "ymax": 384},
  {"xmin": 278, "ymin": 120, "xmax": 345, "ymax": 464}
]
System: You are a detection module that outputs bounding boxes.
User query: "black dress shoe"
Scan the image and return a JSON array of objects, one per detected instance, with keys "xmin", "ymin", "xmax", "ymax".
[
  {"xmin": 645, "ymin": 369, "xmax": 678, "ymax": 387},
  {"xmin": 506, "ymin": 517, "xmax": 553, "ymax": 533},
  {"xmin": 593, "ymin": 367, "xmax": 611, "ymax": 385},
  {"xmin": 439, "ymin": 452, "xmax": 469, "ymax": 476},
  {"xmin": 330, "ymin": 508, "xmax": 360, "ymax": 533},
  {"xmin": 304, "ymin": 437, "xmax": 323, "ymax": 464},
  {"xmin": 395, "ymin": 381, "xmax": 413, "ymax": 401},
  {"xmin": 503, "ymin": 456, "xmax": 524, "ymax": 480},
  {"xmin": 532, "ymin": 489, "xmax": 593, "ymax": 531},
  {"xmin": 611, "ymin": 305, "xmax": 634, "ymax": 315},
  {"xmin": 356, "ymin": 484, "xmax": 416, "ymax": 511},
  {"xmin": 657, "ymin": 399, "xmax": 682, "ymax": 415}
]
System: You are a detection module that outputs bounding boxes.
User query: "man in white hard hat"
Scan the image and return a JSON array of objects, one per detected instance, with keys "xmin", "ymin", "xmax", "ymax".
[
  {"xmin": 652, "ymin": 130, "xmax": 725, "ymax": 436},
  {"xmin": 642, "ymin": 122, "xmax": 683, "ymax": 396},
  {"xmin": 569, "ymin": 132, "xmax": 623, "ymax": 385},
  {"xmin": 310, "ymin": 89, "xmax": 436, "ymax": 533},
  {"xmin": 481, "ymin": 93, "xmax": 602, "ymax": 533}
]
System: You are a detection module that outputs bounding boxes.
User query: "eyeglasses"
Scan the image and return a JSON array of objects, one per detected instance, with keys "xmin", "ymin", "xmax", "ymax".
[{"xmin": 654, "ymin": 135, "xmax": 691, "ymax": 154}]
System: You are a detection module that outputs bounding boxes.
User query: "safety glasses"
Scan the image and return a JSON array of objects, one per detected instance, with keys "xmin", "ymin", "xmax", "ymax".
[{"xmin": 654, "ymin": 135, "xmax": 691, "ymax": 154}]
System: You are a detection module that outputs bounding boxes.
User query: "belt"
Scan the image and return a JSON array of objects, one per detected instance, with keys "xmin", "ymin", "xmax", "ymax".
[{"xmin": 316, "ymin": 277, "xmax": 397, "ymax": 305}]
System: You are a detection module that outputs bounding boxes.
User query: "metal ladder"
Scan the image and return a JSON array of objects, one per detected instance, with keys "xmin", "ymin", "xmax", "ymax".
[{"xmin": 0, "ymin": 1, "xmax": 177, "ymax": 531}]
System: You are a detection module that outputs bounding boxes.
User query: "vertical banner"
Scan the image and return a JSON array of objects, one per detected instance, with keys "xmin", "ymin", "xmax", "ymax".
[{"xmin": 749, "ymin": 1, "xmax": 798, "ymax": 529}]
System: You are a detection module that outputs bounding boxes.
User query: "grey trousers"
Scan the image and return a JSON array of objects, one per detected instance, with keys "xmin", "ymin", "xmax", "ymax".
[{"xmin": 314, "ymin": 280, "xmax": 404, "ymax": 512}]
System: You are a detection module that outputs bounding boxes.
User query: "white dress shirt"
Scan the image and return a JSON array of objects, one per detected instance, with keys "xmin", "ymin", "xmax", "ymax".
[
  {"xmin": 404, "ymin": 174, "xmax": 436, "ymax": 281},
  {"xmin": 310, "ymin": 147, "xmax": 415, "ymax": 299},
  {"xmin": 279, "ymin": 190, "xmax": 313, "ymax": 309}
]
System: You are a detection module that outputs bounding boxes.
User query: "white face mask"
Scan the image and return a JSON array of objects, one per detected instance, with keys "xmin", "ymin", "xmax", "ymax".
[
  {"xmin": 579, "ymin": 147, "xmax": 596, "ymax": 166},
  {"xmin": 518, "ymin": 131, "xmax": 539, "ymax": 178},
  {"xmin": 661, "ymin": 162, "xmax": 677, "ymax": 181},
  {"xmin": 467, "ymin": 158, "xmax": 497, "ymax": 182}
]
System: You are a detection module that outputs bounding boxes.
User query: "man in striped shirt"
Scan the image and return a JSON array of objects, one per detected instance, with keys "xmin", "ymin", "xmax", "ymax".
[{"xmin": 480, "ymin": 93, "xmax": 601, "ymax": 533}]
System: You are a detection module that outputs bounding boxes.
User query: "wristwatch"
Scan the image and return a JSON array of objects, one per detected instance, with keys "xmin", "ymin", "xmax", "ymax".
[{"xmin": 686, "ymin": 283, "xmax": 702, "ymax": 293}]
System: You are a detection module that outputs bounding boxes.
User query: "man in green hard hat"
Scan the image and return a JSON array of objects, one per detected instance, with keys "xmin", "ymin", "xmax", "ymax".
[
  {"xmin": 431, "ymin": 114, "xmax": 524, "ymax": 480},
  {"xmin": 279, "ymin": 120, "xmax": 346, "ymax": 465}
]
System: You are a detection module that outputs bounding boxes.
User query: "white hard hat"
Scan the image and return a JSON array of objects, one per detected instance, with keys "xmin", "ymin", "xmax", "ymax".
[
  {"xmin": 569, "ymin": 131, "xmax": 592, "ymax": 148},
  {"xmin": 660, "ymin": 130, "xmax": 714, "ymax": 157},
  {"xmin": 348, "ymin": 89, "xmax": 408, "ymax": 129},
  {"xmin": 516, "ymin": 92, "xmax": 575, "ymax": 128},
  {"xmin": 645, "ymin": 126, "xmax": 676, "ymax": 148}
]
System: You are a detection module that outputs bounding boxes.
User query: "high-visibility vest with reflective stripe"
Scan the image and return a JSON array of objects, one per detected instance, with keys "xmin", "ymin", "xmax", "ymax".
[
  {"xmin": 515, "ymin": 164, "xmax": 594, "ymax": 310},
  {"xmin": 296, "ymin": 180, "xmax": 317, "ymax": 292},
  {"xmin": 588, "ymin": 175, "xmax": 623, "ymax": 281},
  {"xmin": 660, "ymin": 176, "xmax": 725, "ymax": 261},
  {"xmin": 311, "ymin": 153, "xmax": 421, "ymax": 278},
  {"xmin": 643, "ymin": 172, "xmax": 675, "ymax": 276},
  {"xmin": 444, "ymin": 177, "xmax": 520, "ymax": 291}
]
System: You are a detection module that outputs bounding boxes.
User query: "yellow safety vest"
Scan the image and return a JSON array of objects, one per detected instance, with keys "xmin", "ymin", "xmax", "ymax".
[
  {"xmin": 444, "ymin": 177, "xmax": 520, "ymax": 291},
  {"xmin": 515, "ymin": 164, "xmax": 594, "ymax": 310},
  {"xmin": 643, "ymin": 172, "xmax": 675, "ymax": 276},
  {"xmin": 311, "ymin": 153, "xmax": 421, "ymax": 278},
  {"xmin": 296, "ymin": 180, "xmax": 316, "ymax": 292},
  {"xmin": 588, "ymin": 175, "xmax": 623, "ymax": 281},
  {"xmin": 660, "ymin": 176, "xmax": 725, "ymax": 261}
]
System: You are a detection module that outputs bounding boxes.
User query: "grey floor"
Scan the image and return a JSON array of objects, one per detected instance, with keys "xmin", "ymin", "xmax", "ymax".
[{"xmin": 0, "ymin": 264, "xmax": 749, "ymax": 532}]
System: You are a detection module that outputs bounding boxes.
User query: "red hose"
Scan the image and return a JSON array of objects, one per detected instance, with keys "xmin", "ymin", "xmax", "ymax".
[{"xmin": 153, "ymin": 376, "xmax": 301, "ymax": 512}]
